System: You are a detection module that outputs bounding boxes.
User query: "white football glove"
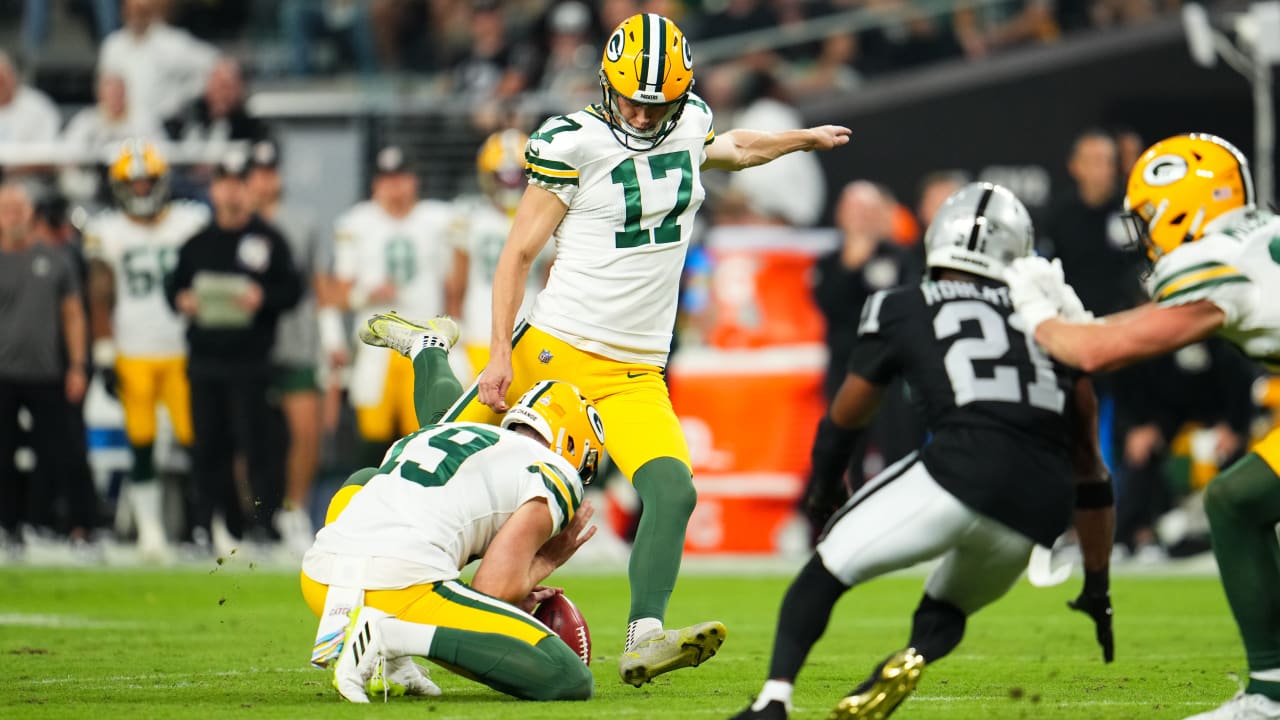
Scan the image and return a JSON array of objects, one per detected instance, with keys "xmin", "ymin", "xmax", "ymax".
[{"xmin": 1004, "ymin": 256, "xmax": 1091, "ymax": 333}]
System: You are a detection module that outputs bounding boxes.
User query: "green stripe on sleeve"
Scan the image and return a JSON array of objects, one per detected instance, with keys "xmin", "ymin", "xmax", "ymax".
[
  {"xmin": 1152, "ymin": 260, "xmax": 1228, "ymax": 296},
  {"xmin": 525, "ymin": 153, "xmax": 574, "ymax": 171},
  {"xmin": 531, "ymin": 465, "xmax": 571, "ymax": 532},
  {"xmin": 526, "ymin": 170, "xmax": 579, "ymax": 186},
  {"xmin": 1158, "ymin": 275, "xmax": 1250, "ymax": 303}
]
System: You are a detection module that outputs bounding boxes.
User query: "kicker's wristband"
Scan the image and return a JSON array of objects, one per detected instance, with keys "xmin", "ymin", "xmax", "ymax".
[
  {"xmin": 1075, "ymin": 478, "xmax": 1114, "ymax": 509},
  {"xmin": 317, "ymin": 307, "xmax": 347, "ymax": 353}
]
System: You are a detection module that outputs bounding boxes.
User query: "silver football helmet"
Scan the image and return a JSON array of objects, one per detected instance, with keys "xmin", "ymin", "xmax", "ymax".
[{"xmin": 924, "ymin": 182, "xmax": 1034, "ymax": 282}]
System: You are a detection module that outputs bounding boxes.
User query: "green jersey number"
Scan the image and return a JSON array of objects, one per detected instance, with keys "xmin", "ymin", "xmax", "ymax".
[
  {"xmin": 121, "ymin": 246, "xmax": 178, "ymax": 298},
  {"xmin": 385, "ymin": 235, "xmax": 416, "ymax": 285},
  {"xmin": 610, "ymin": 150, "xmax": 694, "ymax": 249},
  {"xmin": 530, "ymin": 116, "xmax": 582, "ymax": 144},
  {"xmin": 379, "ymin": 425, "xmax": 501, "ymax": 488}
]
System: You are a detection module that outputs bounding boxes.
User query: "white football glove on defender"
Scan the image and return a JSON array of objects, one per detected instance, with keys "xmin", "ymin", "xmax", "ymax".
[{"xmin": 1004, "ymin": 257, "xmax": 1094, "ymax": 333}]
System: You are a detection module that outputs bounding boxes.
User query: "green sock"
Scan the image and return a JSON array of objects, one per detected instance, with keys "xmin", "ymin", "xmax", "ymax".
[
  {"xmin": 412, "ymin": 347, "xmax": 464, "ymax": 427},
  {"xmin": 1248, "ymin": 677, "xmax": 1280, "ymax": 701},
  {"xmin": 628, "ymin": 457, "xmax": 697, "ymax": 624},
  {"xmin": 428, "ymin": 629, "xmax": 592, "ymax": 700},
  {"xmin": 1204, "ymin": 453, "xmax": 1280, "ymax": 674},
  {"xmin": 130, "ymin": 443, "xmax": 155, "ymax": 483}
]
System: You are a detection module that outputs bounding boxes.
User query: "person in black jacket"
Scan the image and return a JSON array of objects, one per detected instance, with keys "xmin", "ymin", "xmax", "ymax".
[{"xmin": 165, "ymin": 151, "xmax": 301, "ymax": 547}]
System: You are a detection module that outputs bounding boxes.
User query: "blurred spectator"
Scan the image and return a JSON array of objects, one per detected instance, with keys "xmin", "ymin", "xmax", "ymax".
[
  {"xmin": 99, "ymin": 0, "xmax": 219, "ymax": 123},
  {"xmin": 169, "ymin": 0, "xmax": 252, "ymax": 42},
  {"xmin": 527, "ymin": 0, "xmax": 599, "ymax": 105},
  {"xmin": 725, "ymin": 70, "xmax": 826, "ymax": 227},
  {"xmin": 803, "ymin": 180, "xmax": 923, "ymax": 537},
  {"xmin": 695, "ymin": 0, "xmax": 778, "ymax": 40},
  {"xmin": 0, "ymin": 51, "xmax": 60, "ymax": 143},
  {"xmin": 1040, "ymin": 128, "xmax": 1145, "ymax": 316},
  {"xmin": 166, "ymin": 152, "xmax": 301, "ymax": 547},
  {"xmin": 910, "ymin": 169, "xmax": 970, "ymax": 265},
  {"xmin": 62, "ymin": 73, "xmax": 162, "ymax": 152},
  {"xmin": 1114, "ymin": 126, "xmax": 1145, "ymax": 177},
  {"xmin": 164, "ymin": 58, "xmax": 267, "ymax": 145},
  {"xmin": 0, "ymin": 182, "xmax": 93, "ymax": 544},
  {"xmin": 280, "ymin": 0, "xmax": 379, "ymax": 76},
  {"xmin": 854, "ymin": 0, "xmax": 963, "ymax": 75},
  {"xmin": 448, "ymin": 0, "xmax": 530, "ymax": 100},
  {"xmin": 245, "ymin": 139, "xmax": 325, "ymax": 555},
  {"xmin": 22, "ymin": 0, "xmax": 120, "ymax": 71},
  {"xmin": 955, "ymin": 0, "xmax": 1059, "ymax": 59}
]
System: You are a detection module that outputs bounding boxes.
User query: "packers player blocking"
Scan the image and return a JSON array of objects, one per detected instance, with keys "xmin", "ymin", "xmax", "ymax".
[
  {"xmin": 302, "ymin": 313, "xmax": 602, "ymax": 703},
  {"xmin": 447, "ymin": 12, "xmax": 851, "ymax": 686},
  {"xmin": 1006, "ymin": 133, "xmax": 1280, "ymax": 720},
  {"xmin": 85, "ymin": 140, "xmax": 209, "ymax": 561}
]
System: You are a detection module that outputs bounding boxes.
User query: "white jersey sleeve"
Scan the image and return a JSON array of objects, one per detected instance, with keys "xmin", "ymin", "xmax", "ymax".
[
  {"xmin": 1147, "ymin": 208, "xmax": 1280, "ymax": 370},
  {"xmin": 525, "ymin": 115, "xmax": 584, "ymax": 205},
  {"xmin": 1148, "ymin": 230, "xmax": 1255, "ymax": 326}
]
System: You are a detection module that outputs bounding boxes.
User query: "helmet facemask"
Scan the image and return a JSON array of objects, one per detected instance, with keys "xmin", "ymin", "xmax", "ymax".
[{"xmin": 598, "ymin": 70, "xmax": 690, "ymax": 151}]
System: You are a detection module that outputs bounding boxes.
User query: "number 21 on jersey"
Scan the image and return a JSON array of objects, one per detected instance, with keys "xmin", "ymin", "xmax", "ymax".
[
  {"xmin": 934, "ymin": 301, "xmax": 1065, "ymax": 413},
  {"xmin": 610, "ymin": 150, "xmax": 695, "ymax": 249}
]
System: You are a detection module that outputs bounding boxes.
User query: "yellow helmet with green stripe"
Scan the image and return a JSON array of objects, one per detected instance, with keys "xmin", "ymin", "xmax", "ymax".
[
  {"xmin": 599, "ymin": 13, "xmax": 694, "ymax": 150},
  {"xmin": 1122, "ymin": 133, "xmax": 1254, "ymax": 261},
  {"xmin": 501, "ymin": 380, "xmax": 605, "ymax": 484},
  {"xmin": 108, "ymin": 139, "xmax": 171, "ymax": 218}
]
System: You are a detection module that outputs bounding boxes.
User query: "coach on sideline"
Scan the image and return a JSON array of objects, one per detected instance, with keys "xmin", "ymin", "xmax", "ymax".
[{"xmin": 166, "ymin": 151, "xmax": 301, "ymax": 549}]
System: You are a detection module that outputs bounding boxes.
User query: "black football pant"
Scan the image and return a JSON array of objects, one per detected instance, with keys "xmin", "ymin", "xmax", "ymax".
[
  {"xmin": 187, "ymin": 369, "xmax": 282, "ymax": 538},
  {"xmin": 0, "ymin": 377, "xmax": 97, "ymax": 534}
]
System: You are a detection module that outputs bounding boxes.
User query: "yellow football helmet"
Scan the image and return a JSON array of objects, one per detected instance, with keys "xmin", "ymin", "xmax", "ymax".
[
  {"xmin": 108, "ymin": 139, "xmax": 171, "ymax": 218},
  {"xmin": 599, "ymin": 13, "xmax": 694, "ymax": 150},
  {"xmin": 1123, "ymin": 133, "xmax": 1254, "ymax": 261},
  {"xmin": 501, "ymin": 380, "xmax": 605, "ymax": 484},
  {"xmin": 476, "ymin": 129, "xmax": 529, "ymax": 215}
]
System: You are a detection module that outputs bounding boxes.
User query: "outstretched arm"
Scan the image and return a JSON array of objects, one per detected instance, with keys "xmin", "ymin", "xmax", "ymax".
[
  {"xmin": 701, "ymin": 125, "xmax": 851, "ymax": 172},
  {"xmin": 1034, "ymin": 300, "xmax": 1224, "ymax": 373}
]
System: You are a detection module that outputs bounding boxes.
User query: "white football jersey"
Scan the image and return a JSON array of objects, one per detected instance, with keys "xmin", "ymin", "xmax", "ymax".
[
  {"xmin": 524, "ymin": 96, "xmax": 715, "ymax": 366},
  {"xmin": 1147, "ymin": 207, "xmax": 1280, "ymax": 371},
  {"xmin": 302, "ymin": 422, "xmax": 585, "ymax": 589},
  {"xmin": 84, "ymin": 201, "xmax": 209, "ymax": 357},
  {"xmin": 450, "ymin": 196, "xmax": 554, "ymax": 346},
  {"xmin": 332, "ymin": 200, "xmax": 454, "ymax": 318}
]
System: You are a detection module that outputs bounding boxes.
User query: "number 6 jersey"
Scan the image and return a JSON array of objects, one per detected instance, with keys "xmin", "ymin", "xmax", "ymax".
[
  {"xmin": 850, "ymin": 278, "xmax": 1081, "ymax": 546},
  {"xmin": 303, "ymin": 423, "xmax": 585, "ymax": 589},
  {"xmin": 84, "ymin": 201, "xmax": 210, "ymax": 357},
  {"xmin": 523, "ymin": 96, "xmax": 715, "ymax": 366}
]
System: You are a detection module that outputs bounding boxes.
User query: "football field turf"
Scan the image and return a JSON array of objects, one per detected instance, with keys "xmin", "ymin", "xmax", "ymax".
[{"xmin": 0, "ymin": 563, "xmax": 1242, "ymax": 719}]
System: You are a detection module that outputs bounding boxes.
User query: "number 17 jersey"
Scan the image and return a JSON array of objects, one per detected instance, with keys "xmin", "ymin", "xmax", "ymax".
[
  {"xmin": 523, "ymin": 97, "xmax": 715, "ymax": 366},
  {"xmin": 849, "ymin": 278, "xmax": 1081, "ymax": 546}
]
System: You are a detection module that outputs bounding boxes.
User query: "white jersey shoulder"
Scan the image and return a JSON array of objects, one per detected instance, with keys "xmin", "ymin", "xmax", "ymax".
[
  {"xmin": 1149, "ymin": 208, "xmax": 1280, "ymax": 370},
  {"xmin": 303, "ymin": 422, "xmax": 584, "ymax": 588},
  {"xmin": 523, "ymin": 96, "xmax": 715, "ymax": 366},
  {"xmin": 331, "ymin": 200, "xmax": 453, "ymax": 317}
]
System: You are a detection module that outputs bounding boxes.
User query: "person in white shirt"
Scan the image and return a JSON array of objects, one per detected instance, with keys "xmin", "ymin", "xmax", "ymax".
[
  {"xmin": 62, "ymin": 73, "xmax": 162, "ymax": 153},
  {"xmin": 330, "ymin": 146, "xmax": 460, "ymax": 467},
  {"xmin": 0, "ymin": 51, "xmax": 60, "ymax": 144},
  {"xmin": 98, "ymin": 0, "xmax": 218, "ymax": 125}
]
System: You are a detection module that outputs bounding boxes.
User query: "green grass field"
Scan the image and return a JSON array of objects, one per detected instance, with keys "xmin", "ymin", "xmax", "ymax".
[{"xmin": 0, "ymin": 562, "xmax": 1245, "ymax": 719}]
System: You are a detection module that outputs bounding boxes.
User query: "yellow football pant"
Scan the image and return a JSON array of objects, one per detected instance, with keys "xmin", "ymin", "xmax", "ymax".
[
  {"xmin": 355, "ymin": 353, "xmax": 418, "ymax": 442},
  {"xmin": 115, "ymin": 355, "xmax": 193, "ymax": 446},
  {"xmin": 445, "ymin": 324, "xmax": 691, "ymax": 480}
]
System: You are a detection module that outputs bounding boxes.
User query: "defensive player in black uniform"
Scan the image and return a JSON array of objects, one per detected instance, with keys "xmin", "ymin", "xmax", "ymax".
[{"xmin": 729, "ymin": 183, "xmax": 1116, "ymax": 720}]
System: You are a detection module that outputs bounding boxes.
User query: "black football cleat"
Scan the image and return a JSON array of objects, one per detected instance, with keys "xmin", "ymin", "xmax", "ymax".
[
  {"xmin": 730, "ymin": 699, "xmax": 789, "ymax": 719},
  {"xmin": 828, "ymin": 647, "xmax": 925, "ymax": 719}
]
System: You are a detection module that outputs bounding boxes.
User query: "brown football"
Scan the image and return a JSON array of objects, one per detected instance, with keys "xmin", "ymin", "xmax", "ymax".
[{"xmin": 534, "ymin": 593, "xmax": 591, "ymax": 665}]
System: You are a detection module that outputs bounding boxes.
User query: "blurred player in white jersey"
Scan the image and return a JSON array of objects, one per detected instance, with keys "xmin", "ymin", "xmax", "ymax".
[
  {"xmin": 446, "ymin": 12, "xmax": 851, "ymax": 686},
  {"xmin": 85, "ymin": 140, "xmax": 209, "ymax": 561},
  {"xmin": 448, "ymin": 129, "xmax": 554, "ymax": 380},
  {"xmin": 1006, "ymin": 134, "xmax": 1280, "ymax": 720},
  {"xmin": 331, "ymin": 146, "xmax": 461, "ymax": 465},
  {"xmin": 302, "ymin": 313, "xmax": 601, "ymax": 703}
]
